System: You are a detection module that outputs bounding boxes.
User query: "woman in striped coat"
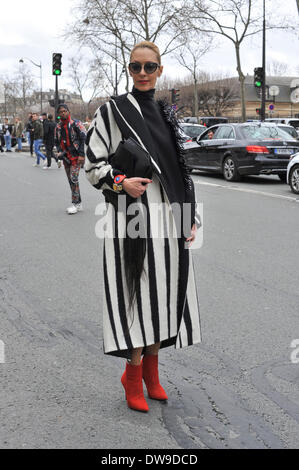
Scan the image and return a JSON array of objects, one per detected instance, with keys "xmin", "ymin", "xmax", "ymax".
[{"xmin": 85, "ymin": 41, "xmax": 201, "ymax": 412}]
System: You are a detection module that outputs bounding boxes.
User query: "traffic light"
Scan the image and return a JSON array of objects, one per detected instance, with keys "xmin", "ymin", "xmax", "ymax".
[
  {"xmin": 254, "ymin": 67, "xmax": 263, "ymax": 89},
  {"xmin": 52, "ymin": 53, "xmax": 62, "ymax": 76},
  {"xmin": 171, "ymin": 88, "xmax": 180, "ymax": 104},
  {"xmin": 256, "ymin": 108, "xmax": 261, "ymax": 115}
]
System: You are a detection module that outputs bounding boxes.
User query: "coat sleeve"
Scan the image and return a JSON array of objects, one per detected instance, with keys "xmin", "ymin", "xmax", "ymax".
[
  {"xmin": 84, "ymin": 102, "xmax": 123, "ymax": 191},
  {"xmin": 75, "ymin": 120, "xmax": 87, "ymax": 156}
]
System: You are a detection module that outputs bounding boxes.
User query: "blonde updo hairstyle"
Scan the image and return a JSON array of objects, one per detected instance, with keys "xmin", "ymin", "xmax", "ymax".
[{"xmin": 130, "ymin": 41, "xmax": 161, "ymax": 65}]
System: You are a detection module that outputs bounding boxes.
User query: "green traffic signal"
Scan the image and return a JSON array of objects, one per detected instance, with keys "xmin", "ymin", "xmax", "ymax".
[
  {"xmin": 52, "ymin": 53, "xmax": 62, "ymax": 76},
  {"xmin": 255, "ymin": 80, "xmax": 262, "ymax": 87}
]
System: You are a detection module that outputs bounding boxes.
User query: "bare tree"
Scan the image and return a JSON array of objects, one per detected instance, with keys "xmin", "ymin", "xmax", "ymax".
[
  {"xmin": 188, "ymin": 0, "xmax": 294, "ymax": 121},
  {"xmin": 67, "ymin": 0, "xmax": 188, "ymax": 91},
  {"xmin": 0, "ymin": 65, "xmax": 36, "ymax": 121},
  {"xmin": 196, "ymin": 73, "xmax": 239, "ymax": 116},
  {"xmin": 174, "ymin": 33, "xmax": 213, "ymax": 116},
  {"xmin": 67, "ymin": 54, "xmax": 105, "ymax": 117},
  {"xmin": 267, "ymin": 60, "xmax": 289, "ymax": 76}
]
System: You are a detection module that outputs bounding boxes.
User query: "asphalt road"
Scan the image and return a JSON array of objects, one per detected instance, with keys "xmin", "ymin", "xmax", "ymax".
[{"xmin": 0, "ymin": 151, "xmax": 299, "ymax": 449}]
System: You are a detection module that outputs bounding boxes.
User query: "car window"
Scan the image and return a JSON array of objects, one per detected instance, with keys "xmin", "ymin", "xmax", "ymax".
[
  {"xmin": 241, "ymin": 125, "xmax": 296, "ymax": 141},
  {"xmin": 181, "ymin": 125, "xmax": 205, "ymax": 138},
  {"xmin": 288, "ymin": 120, "xmax": 299, "ymax": 129},
  {"xmin": 278, "ymin": 126, "xmax": 297, "ymax": 138},
  {"xmin": 199, "ymin": 126, "xmax": 219, "ymax": 141},
  {"xmin": 213, "ymin": 126, "xmax": 235, "ymax": 140}
]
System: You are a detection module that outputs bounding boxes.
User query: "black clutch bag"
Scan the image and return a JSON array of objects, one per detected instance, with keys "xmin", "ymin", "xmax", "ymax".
[{"xmin": 108, "ymin": 137, "xmax": 153, "ymax": 179}]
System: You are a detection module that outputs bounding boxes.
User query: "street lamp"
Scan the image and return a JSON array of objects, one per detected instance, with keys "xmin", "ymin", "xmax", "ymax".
[{"xmin": 19, "ymin": 57, "xmax": 43, "ymax": 115}]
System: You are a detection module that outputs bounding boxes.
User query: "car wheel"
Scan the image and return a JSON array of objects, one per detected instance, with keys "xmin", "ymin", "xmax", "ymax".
[
  {"xmin": 289, "ymin": 164, "xmax": 299, "ymax": 194},
  {"xmin": 222, "ymin": 156, "xmax": 240, "ymax": 182},
  {"xmin": 278, "ymin": 174, "xmax": 287, "ymax": 183}
]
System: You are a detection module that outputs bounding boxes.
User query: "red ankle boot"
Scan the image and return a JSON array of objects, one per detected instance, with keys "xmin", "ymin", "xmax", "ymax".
[
  {"xmin": 121, "ymin": 362, "xmax": 149, "ymax": 412},
  {"xmin": 142, "ymin": 355, "xmax": 168, "ymax": 401}
]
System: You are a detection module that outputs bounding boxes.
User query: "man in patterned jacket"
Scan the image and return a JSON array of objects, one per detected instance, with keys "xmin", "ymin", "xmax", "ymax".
[{"xmin": 55, "ymin": 104, "xmax": 86, "ymax": 214}]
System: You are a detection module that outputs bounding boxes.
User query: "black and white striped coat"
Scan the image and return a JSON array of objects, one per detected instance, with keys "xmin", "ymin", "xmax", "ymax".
[{"xmin": 85, "ymin": 92, "xmax": 201, "ymax": 358}]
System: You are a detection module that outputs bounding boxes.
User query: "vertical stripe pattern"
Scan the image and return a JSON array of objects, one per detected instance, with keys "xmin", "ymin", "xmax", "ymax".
[{"xmin": 85, "ymin": 94, "xmax": 201, "ymax": 358}]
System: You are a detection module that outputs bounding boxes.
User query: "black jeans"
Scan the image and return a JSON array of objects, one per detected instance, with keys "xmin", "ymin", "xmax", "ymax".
[{"xmin": 45, "ymin": 144, "xmax": 57, "ymax": 167}]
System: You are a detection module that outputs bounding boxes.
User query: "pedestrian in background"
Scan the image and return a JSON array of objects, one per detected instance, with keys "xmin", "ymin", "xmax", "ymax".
[
  {"xmin": 31, "ymin": 112, "xmax": 46, "ymax": 167},
  {"xmin": 43, "ymin": 113, "xmax": 61, "ymax": 169},
  {"xmin": 14, "ymin": 117, "xmax": 23, "ymax": 152},
  {"xmin": 85, "ymin": 41, "xmax": 201, "ymax": 413},
  {"xmin": 84, "ymin": 116, "xmax": 92, "ymax": 131},
  {"xmin": 55, "ymin": 104, "xmax": 86, "ymax": 214},
  {"xmin": 26, "ymin": 113, "xmax": 34, "ymax": 156},
  {"xmin": 0, "ymin": 128, "xmax": 4, "ymax": 153},
  {"xmin": 3, "ymin": 118, "xmax": 13, "ymax": 152}
]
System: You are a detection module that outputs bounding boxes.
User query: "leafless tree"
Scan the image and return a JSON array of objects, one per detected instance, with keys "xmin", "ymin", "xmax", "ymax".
[
  {"xmin": 67, "ymin": 54, "xmax": 106, "ymax": 117},
  {"xmin": 188, "ymin": 0, "xmax": 294, "ymax": 121},
  {"xmin": 0, "ymin": 65, "xmax": 36, "ymax": 121},
  {"xmin": 267, "ymin": 60, "xmax": 290, "ymax": 77},
  {"xmin": 174, "ymin": 33, "xmax": 213, "ymax": 116},
  {"xmin": 196, "ymin": 73, "xmax": 239, "ymax": 116},
  {"xmin": 66, "ymin": 0, "xmax": 188, "ymax": 91},
  {"xmin": 155, "ymin": 71, "xmax": 239, "ymax": 117}
]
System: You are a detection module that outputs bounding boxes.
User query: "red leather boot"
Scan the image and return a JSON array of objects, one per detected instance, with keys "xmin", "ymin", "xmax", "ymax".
[
  {"xmin": 142, "ymin": 354, "xmax": 168, "ymax": 401},
  {"xmin": 121, "ymin": 362, "xmax": 149, "ymax": 412}
]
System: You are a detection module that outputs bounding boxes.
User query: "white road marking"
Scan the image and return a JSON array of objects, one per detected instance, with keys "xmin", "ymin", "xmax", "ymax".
[{"xmin": 194, "ymin": 180, "xmax": 298, "ymax": 202}]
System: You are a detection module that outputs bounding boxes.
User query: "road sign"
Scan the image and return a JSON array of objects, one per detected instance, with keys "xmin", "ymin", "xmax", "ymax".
[
  {"xmin": 269, "ymin": 85, "xmax": 279, "ymax": 97},
  {"xmin": 269, "ymin": 104, "xmax": 275, "ymax": 111}
]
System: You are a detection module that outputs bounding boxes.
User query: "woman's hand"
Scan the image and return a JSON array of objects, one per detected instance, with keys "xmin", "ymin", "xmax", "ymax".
[
  {"xmin": 122, "ymin": 177, "xmax": 152, "ymax": 198},
  {"xmin": 186, "ymin": 223, "xmax": 197, "ymax": 248}
]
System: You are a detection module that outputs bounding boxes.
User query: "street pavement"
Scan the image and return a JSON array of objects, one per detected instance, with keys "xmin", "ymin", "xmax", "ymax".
[{"xmin": 0, "ymin": 150, "xmax": 299, "ymax": 449}]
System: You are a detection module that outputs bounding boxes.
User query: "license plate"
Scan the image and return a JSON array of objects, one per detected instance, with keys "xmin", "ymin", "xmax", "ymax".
[{"xmin": 274, "ymin": 148, "xmax": 294, "ymax": 155}]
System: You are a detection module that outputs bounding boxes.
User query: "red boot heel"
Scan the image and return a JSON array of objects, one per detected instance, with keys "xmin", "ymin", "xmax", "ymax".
[{"xmin": 142, "ymin": 355, "xmax": 168, "ymax": 401}]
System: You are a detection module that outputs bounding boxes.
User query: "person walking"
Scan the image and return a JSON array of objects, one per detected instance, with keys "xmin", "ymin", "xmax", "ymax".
[
  {"xmin": 55, "ymin": 104, "xmax": 86, "ymax": 214},
  {"xmin": 14, "ymin": 117, "xmax": 23, "ymax": 152},
  {"xmin": 0, "ymin": 125, "xmax": 5, "ymax": 153},
  {"xmin": 42, "ymin": 114, "xmax": 61, "ymax": 169},
  {"xmin": 85, "ymin": 41, "xmax": 201, "ymax": 413},
  {"xmin": 26, "ymin": 113, "xmax": 34, "ymax": 156},
  {"xmin": 31, "ymin": 112, "xmax": 46, "ymax": 167},
  {"xmin": 3, "ymin": 118, "xmax": 13, "ymax": 152}
]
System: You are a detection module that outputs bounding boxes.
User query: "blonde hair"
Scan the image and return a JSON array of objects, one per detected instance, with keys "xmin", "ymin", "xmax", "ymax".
[{"xmin": 130, "ymin": 41, "xmax": 161, "ymax": 65}]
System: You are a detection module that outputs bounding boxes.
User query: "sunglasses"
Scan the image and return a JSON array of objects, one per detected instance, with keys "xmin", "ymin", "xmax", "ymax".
[{"xmin": 129, "ymin": 62, "xmax": 160, "ymax": 74}]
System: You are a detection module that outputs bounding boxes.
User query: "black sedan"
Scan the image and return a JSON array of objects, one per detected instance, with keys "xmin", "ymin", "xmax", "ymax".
[{"xmin": 184, "ymin": 123, "xmax": 299, "ymax": 182}]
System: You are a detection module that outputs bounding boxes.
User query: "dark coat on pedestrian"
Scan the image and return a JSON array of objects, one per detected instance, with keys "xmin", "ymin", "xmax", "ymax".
[
  {"xmin": 43, "ymin": 119, "xmax": 56, "ymax": 148},
  {"xmin": 32, "ymin": 120, "xmax": 43, "ymax": 140}
]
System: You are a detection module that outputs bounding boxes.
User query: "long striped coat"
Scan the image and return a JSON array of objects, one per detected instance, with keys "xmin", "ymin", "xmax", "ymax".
[{"xmin": 85, "ymin": 93, "xmax": 201, "ymax": 358}]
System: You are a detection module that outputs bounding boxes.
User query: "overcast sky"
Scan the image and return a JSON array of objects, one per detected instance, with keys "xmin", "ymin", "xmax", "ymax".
[{"xmin": 0, "ymin": 0, "xmax": 298, "ymax": 99}]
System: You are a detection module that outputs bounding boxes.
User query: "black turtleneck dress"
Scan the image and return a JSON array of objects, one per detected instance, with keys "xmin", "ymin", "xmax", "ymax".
[{"xmin": 85, "ymin": 87, "xmax": 201, "ymax": 359}]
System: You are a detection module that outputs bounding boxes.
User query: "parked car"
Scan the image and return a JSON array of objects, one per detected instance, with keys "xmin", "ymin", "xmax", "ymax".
[
  {"xmin": 184, "ymin": 116, "xmax": 228, "ymax": 127},
  {"xmin": 266, "ymin": 118, "xmax": 299, "ymax": 137},
  {"xmin": 184, "ymin": 122, "xmax": 299, "ymax": 182},
  {"xmin": 287, "ymin": 152, "xmax": 299, "ymax": 194},
  {"xmin": 180, "ymin": 123, "xmax": 206, "ymax": 140}
]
